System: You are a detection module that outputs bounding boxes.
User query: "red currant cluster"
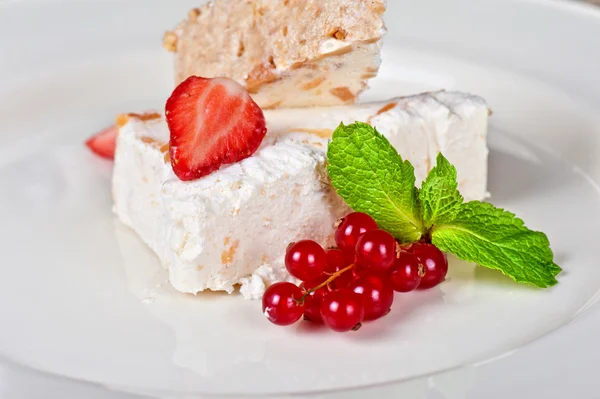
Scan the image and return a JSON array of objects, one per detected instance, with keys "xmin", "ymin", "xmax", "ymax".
[{"xmin": 262, "ymin": 212, "xmax": 448, "ymax": 332}]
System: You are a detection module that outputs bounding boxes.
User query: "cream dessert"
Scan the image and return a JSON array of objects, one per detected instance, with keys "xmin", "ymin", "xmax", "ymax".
[
  {"xmin": 163, "ymin": 0, "xmax": 386, "ymax": 109},
  {"xmin": 112, "ymin": 91, "xmax": 489, "ymax": 299}
]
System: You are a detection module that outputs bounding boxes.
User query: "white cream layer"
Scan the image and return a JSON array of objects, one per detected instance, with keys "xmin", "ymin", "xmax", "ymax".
[{"xmin": 112, "ymin": 91, "xmax": 489, "ymax": 299}]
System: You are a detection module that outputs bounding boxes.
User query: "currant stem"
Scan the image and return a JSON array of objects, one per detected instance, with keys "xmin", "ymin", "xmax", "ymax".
[{"xmin": 297, "ymin": 264, "xmax": 356, "ymax": 302}]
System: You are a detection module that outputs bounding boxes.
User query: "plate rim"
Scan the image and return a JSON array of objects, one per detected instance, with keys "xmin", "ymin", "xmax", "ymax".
[{"xmin": 1, "ymin": 0, "xmax": 600, "ymax": 397}]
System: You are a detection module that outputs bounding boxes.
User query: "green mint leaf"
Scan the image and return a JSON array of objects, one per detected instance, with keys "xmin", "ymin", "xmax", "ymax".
[
  {"xmin": 431, "ymin": 201, "xmax": 559, "ymax": 288},
  {"xmin": 547, "ymin": 262, "xmax": 563, "ymax": 277},
  {"xmin": 420, "ymin": 153, "xmax": 464, "ymax": 228},
  {"xmin": 326, "ymin": 122, "xmax": 424, "ymax": 242}
]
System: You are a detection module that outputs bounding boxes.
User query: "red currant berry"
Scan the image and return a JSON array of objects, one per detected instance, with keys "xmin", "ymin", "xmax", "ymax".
[
  {"xmin": 334, "ymin": 212, "xmax": 378, "ymax": 255},
  {"xmin": 349, "ymin": 271, "xmax": 394, "ymax": 321},
  {"xmin": 285, "ymin": 240, "xmax": 327, "ymax": 282},
  {"xmin": 325, "ymin": 249, "xmax": 354, "ymax": 289},
  {"xmin": 352, "ymin": 263, "xmax": 367, "ymax": 279},
  {"xmin": 389, "ymin": 252, "xmax": 423, "ymax": 292},
  {"xmin": 300, "ymin": 278, "xmax": 329, "ymax": 323},
  {"xmin": 262, "ymin": 282, "xmax": 305, "ymax": 326},
  {"xmin": 320, "ymin": 288, "xmax": 365, "ymax": 332},
  {"xmin": 355, "ymin": 229, "xmax": 397, "ymax": 272},
  {"xmin": 325, "ymin": 249, "xmax": 347, "ymax": 273},
  {"xmin": 342, "ymin": 251, "xmax": 356, "ymax": 265},
  {"xmin": 408, "ymin": 243, "xmax": 448, "ymax": 289},
  {"xmin": 329, "ymin": 270, "xmax": 354, "ymax": 290}
]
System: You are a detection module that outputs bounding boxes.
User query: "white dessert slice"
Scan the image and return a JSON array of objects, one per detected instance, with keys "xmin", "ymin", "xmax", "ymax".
[
  {"xmin": 112, "ymin": 91, "xmax": 489, "ymax": 299},
  {"xmin": 163, "ymin": 0, "xmax": 386, "ymax": 109}
]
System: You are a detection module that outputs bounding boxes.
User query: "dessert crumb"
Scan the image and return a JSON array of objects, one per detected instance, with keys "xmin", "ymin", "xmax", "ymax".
[{"xmin": 163, "ymin": 31, "xmax": 178, "ymax": 52}]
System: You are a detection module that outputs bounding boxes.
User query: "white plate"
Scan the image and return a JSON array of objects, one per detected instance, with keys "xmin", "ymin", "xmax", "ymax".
[{"xmin": 1, "ymin": 0, "xmax": 600, "ymax": 398}]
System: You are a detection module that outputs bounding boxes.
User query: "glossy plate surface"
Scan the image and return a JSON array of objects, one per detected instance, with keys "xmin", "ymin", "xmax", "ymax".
[{"xmin": 0, "ymin": 0, "xmax": 599, "ymax": 397}]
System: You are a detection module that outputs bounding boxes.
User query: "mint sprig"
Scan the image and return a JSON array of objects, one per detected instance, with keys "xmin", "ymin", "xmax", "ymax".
[{"xmin": 326, "ymin": 122, "xmax": 561, "ymax": 288}]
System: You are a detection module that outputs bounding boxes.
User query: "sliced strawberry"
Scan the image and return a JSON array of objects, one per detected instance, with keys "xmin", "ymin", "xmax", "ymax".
[
  {"xmin": 165, "ymin": 76, "xmax": 267, "ymax": 181},
  {"xmin": 85, "ymin": 125, "xmax": 117, "ymax": 160}
]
